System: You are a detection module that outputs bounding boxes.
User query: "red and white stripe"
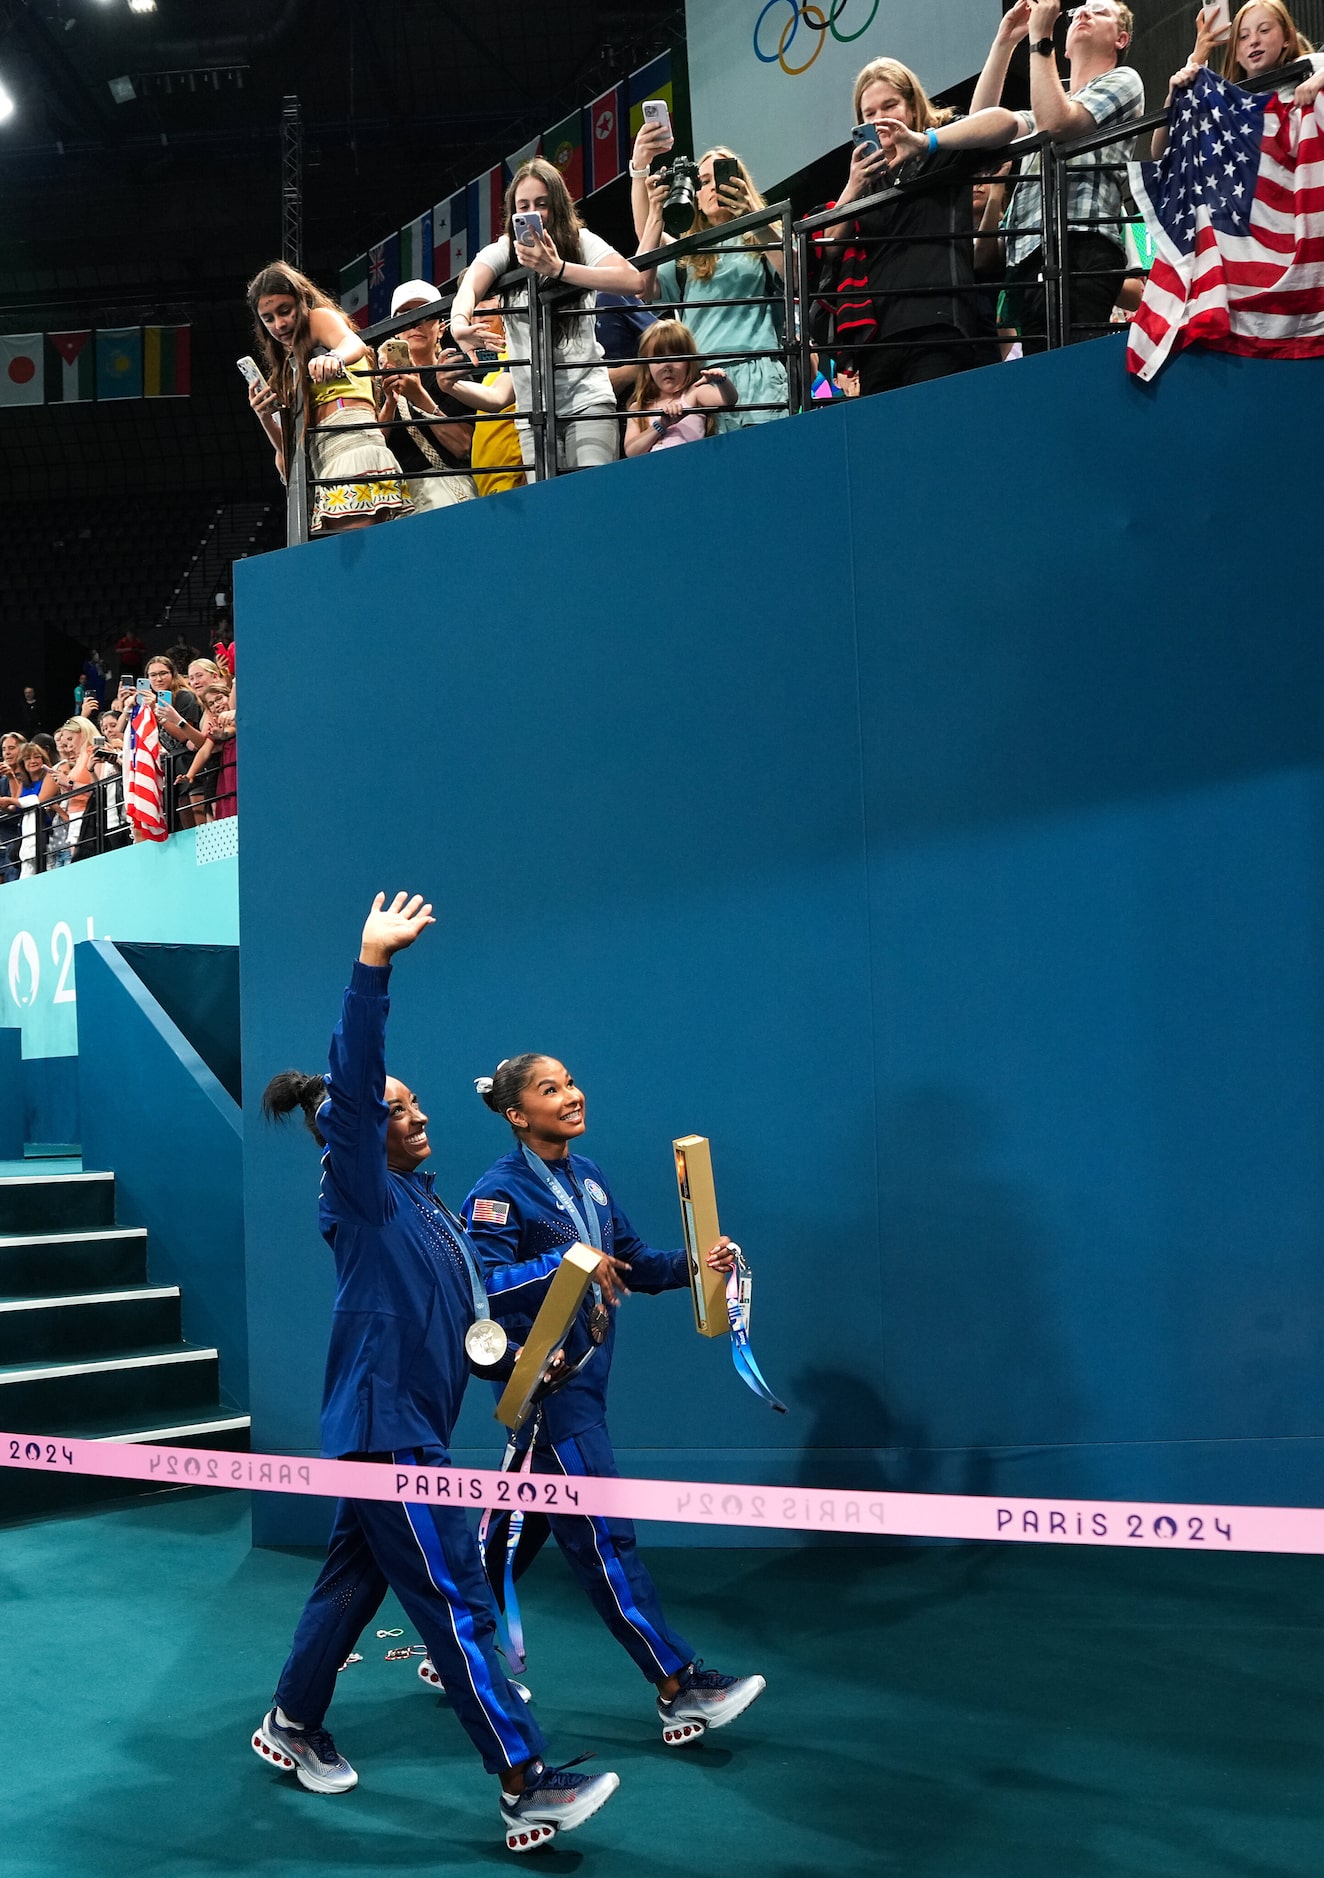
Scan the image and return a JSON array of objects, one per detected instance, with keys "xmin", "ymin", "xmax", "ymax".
[
  {"xmin": 1128, "ymin": 91, "xmax": 1324, "ymax": 379},
  {"xmin": 124, "ymin": 701, "xmax": 168, "ymax": 843}
]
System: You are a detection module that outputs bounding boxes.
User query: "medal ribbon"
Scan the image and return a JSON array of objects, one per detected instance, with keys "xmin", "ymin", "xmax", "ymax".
[
  {"xmin": 477, "ymin": 1418, "xmax": 540, "ymax": 1673},
  {"xmin": 725, "ymin": 1249, "xmax": 786, "ymax": 1413},
  {"xmin": 404, "ymin": 1175, "xmax": 495, "ymax": 1334},
  {"xmin": 519, "ymin": 1144, "xmax": 604, "ymax": 1309}
]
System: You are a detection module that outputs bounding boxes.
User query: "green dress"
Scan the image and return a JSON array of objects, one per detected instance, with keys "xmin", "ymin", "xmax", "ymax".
[{"xmin": 656, "ymin": 245, "xmax": 789, "ymax": 434}]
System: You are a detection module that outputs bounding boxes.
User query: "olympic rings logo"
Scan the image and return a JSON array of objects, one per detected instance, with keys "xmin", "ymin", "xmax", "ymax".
[{"xmin": 753, "ymin": 0, "xmax": 880, "ymax": 75}]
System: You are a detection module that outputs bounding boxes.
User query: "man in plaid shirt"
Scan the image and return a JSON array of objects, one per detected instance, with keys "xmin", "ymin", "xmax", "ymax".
[{"xmin": 974, "ymin": 0, "xmax": 1145, "ymax": 348}]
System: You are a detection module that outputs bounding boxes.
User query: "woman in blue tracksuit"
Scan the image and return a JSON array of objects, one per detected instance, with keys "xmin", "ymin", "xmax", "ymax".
[
  {"xmin": 460, "ymin": 1051, "xmax": 766, "ymax": 1748},
  {"xmin": 252, "ymin": 892, "xmax": 618, "ymax": 1854}
]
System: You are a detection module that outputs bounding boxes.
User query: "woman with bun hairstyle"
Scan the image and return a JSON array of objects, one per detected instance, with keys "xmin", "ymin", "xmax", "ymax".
[
  {"xmin": 245, "ymin": 261, "xmax": 411, "ymax": 534},
  {"xmin": 449, "ymin": 158, "xmax": 643, "ymax": 477},
  {"xmin": 451, "ymin": 1053, "xmax": 767, "ymax": 1750},
  {"xmin": 251, "ymin": 894, "xmax": 620, "ymax": 1854}
]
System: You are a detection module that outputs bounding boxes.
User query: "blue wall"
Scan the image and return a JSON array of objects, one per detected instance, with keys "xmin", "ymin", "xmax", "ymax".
[
  {"xmin": 237, "ymin": 342, "xmax": 1324, "ymax": 1544},
  {"xmin": 76, "ymin": 941, "xmax": 248, "ymax": 1405}
]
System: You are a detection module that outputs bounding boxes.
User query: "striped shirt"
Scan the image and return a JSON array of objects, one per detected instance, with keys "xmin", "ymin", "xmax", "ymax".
[{"xmin": 1005, "ymin": 65, "xmax": 1146, "ymax": 267}]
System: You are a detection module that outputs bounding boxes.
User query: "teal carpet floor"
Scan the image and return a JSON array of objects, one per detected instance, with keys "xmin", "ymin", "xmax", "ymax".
[{"xmin": 4, "ymin": 1490, "xmax": 1322, "ymax": 1877}]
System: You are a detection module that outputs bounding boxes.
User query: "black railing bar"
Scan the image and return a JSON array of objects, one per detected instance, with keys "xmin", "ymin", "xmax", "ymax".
[
  {"xmin": 620, "ymin": 201, "xmax": 792, "ymax": 277},
  {"xmin": 359, "ymin": 355, "xmax": 531, "ymax": 373},
  {"xmin": 550, "ymin": 298, "xmax": 783, "ymax": 318},
  {"xmin": 1051, "ymin": 55, "xmax": 1311, "ymax": 159}
]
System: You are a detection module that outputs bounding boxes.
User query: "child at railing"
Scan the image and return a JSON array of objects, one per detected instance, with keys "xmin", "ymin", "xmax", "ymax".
[
  {"xmin": 622, "ymin": 321, "xmax": 737, "ymax": 457},
  {"xmin": 629, "ymin": 124, "xmax": 788, "ymax": 433},
  {"xmin": 1153, "ymin": 2, "xmax": 1324, "ymax": 158}
]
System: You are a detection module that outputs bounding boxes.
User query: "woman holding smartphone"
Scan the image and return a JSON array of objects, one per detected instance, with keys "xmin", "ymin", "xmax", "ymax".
[
  {"xmin": 1153, "ymin": 1, "xmax": 1324, "ymax": 157},
  {"xmin": 376, "ymin": 280, "xmax": 480, "ymax": 513},
  {"xmin": 450, "ymin": 159, "xmax": 643, "ymax": 477},
  {"xmin": 819, "ymin": 58, "xmax": 1018, "ymax": 397},
  {"xmin": 443, "ymin": 1053, "xmax": 767, "ymax": 1751},
  {"xmin": 630, "ymin": 120, "xmax": 787, "ymax": 433},
  {"xmin": 245, "ymin": 261, "xmax": 411, "ymax": 534}
]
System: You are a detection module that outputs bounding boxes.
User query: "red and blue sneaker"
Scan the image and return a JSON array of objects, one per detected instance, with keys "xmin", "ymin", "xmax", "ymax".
[{"xmin": 657, "ymin": 1661, "xmax": 766, "ymax": 1746}]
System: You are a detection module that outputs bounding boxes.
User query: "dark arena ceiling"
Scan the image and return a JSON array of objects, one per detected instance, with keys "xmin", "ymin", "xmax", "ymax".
[{"xmin": 0, "ymin": 0, "xmax": 678, "ymax": 302}]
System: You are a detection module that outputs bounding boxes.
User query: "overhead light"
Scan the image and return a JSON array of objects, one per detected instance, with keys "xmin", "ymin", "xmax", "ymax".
[
  {"xmin": 128, "ymin": 0, "xmax": 157, "ymax": 11},
  {"xmin": 0, "ymin": 80, "xmax": 13, "ymax": 123},
  {"xmin": 108, "ymin": 74, "xmax": 136, "ymax": 103}
]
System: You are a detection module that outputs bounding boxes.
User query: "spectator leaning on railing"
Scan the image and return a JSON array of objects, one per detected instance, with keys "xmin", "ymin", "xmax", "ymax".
[
  {"xmin": 465, "ymin": 295, "xmax": 526, "ymax": 497},
  {"xmin": 1153, "ymin": 2, "xmax": 1324, "ymax": 158},
  {"xmin": 450, "ymin": 158, "xmax": 644, "ymax": 478},
  {"xmin": 623, "ymin": 321, "xmax": 738, "ymax": 456},
  {"xmin": 0, "ymin": 732, "xmax": 24, "ymax": 883},
  {"xmin": 377, "ymin": 280, "xmax": 481, "ymax": 515},
  {"xmin": 819, "ymin": 59, "xmax": 1019, "ymax": 396},
  {"xmin": 13, "ymin": 742, "xmax": 59, "ymax": 878},
  {"xmin": 630, "ymin": 122, "xmax": 788, "ymax": 433},
  {"xmin": 972, "ymin": 0, "xmax": 1145, "ymax": 350}
]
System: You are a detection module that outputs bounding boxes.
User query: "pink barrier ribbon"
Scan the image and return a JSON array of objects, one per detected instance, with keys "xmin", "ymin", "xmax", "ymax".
[{"xmin": 3, "ymin": 1429, "xmax": 1321, "ymax": 1554}]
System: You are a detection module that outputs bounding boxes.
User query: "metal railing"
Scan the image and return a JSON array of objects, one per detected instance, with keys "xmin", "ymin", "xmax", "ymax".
[
  {"xmin": 1, "ymin": 746, "xmax": 235, "ymax": 881},
  {"xmin": 278, "ymin": 57, "xmax": 1311, "ymax": 545}
]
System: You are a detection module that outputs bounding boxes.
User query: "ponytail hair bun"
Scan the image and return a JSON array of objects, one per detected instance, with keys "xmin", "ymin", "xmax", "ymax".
[
  {"xmin": 262, "ymin": 1068, "xmax": 328, "ymax": 1146},
  {"xmin": 478, "ymin": 1053, "xmax": 549, "ymax": 1126}
]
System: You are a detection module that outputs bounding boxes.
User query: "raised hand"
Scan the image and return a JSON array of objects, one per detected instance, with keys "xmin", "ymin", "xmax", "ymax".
[
  {"xmin": 359, "ymin": 891, "xmax": 436, "ymax": 967},
  {"xmin": 998, "ymin": 0, "xmax": 1034, "ymax": 44}
]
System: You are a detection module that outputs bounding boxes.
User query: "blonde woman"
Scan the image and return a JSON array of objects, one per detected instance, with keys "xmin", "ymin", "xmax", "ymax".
[
  {"xmin": 1155, "ymin": 2, "xmax": 1324, "ymax": 154},
  {"xmin": 623, "ymin": 321, "xmax": 737, "ymax": 456},
  {"xmin": 820, "ymin": 58, "xmax": 1018, "ymax": 394},
  {"xmin": 630, "ymin": 126, "xmax": 786, "ymax": 431},
  {"xmin": 245, "ymin": 261, "xmax": 411, "ymax": 535}
]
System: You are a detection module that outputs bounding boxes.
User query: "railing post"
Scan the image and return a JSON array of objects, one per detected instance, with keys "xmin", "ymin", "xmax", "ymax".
[
  {"xmin": 284, "ymin": 382, "xmax": 310, "ymax": 547},
  {"xmin": 525, "ymin": 273, "xmax": 551, "ymax": 481},
  {"xmin": 1039, "ymin": 139, "xmax": 1065, "ymax": 351},
  {"xmin": 780, "ymin": 207, "xmax": 798, "ymax": 415},
  {"xmin": 796, "ymin": 227, "xmax": 814, "ymax": 413}
]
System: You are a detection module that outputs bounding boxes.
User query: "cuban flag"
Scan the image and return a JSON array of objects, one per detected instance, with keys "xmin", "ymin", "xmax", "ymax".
[{"xmin": 1129, "ymin": 65, "xmax": 1324, "ymax": 380}]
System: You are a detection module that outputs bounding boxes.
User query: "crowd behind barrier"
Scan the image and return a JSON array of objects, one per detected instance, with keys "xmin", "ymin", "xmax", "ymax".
[
  {"xmin": 0, "ymin": 646, "xmax": 238, "ymax": 884},
  {"xmin": 234, "ymin": 1, "xmax": 1324, "ymax": 546}
]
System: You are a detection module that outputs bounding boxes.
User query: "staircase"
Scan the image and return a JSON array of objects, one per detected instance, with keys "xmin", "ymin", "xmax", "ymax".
[
  {"xmin": 155, "ymin": 497, "xmax": 280, "ymax": 646},
  {"xmin": 0, "ymin": 1167, "xmax": 249, "ymax": 1523}
]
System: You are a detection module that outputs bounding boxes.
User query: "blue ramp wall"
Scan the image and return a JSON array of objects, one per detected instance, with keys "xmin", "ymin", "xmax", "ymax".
[
  {"xmin": 237, "ymin": 342, "xmax": 1324, "ymax": 1545},
  {"xmin": 76, "ymin": 941, "xmax": 247, "ymax": 1406}
]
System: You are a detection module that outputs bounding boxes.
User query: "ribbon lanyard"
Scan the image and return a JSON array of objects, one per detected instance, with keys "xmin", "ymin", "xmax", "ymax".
[
  {"xmin": 406, "ymin": 1177, "xmax": 493, "ymax": 1325},
  {"xmin": 519, "ymin": 1144, "xmax": 603, "ymax": 1308},
  {"xmin": 724, "ymin": 1248, "xmax": 786, "ymax": 1414}
]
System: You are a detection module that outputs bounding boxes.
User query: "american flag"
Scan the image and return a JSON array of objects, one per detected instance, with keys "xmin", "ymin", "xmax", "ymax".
[
  {"xmin": 1128, "ymin": 65, "xmax": 1324, "ymax": 379},
  {"xmin": 124, "ymin": 700, "xmax": 168, "ymax": 843}
]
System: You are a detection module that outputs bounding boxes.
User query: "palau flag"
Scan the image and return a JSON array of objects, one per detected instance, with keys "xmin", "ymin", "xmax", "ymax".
[
  {"xmin": 46, "ymin": 331, "xmax": 95, "ymax": 403},
  {"xmin": 340, "ymin": 253, "xmax": 369, "ymax": 328},
  {"xmin": 399, "ymin": 209, "xmax": 432, "ymax": 283},
  {"xmin": 144, "ymin": 325, "xmax": 191, "ymax": 398},
  {"xmin": 628, "ymin": 52, "xmax": 673, "ymax": 142},
  {"xmin": 96, "ymin": 326, "xmax": 143, "ymax": 401},
  {"xmin": 368, "ymin": 232, "xmax": 400, "ymax": 323},
  {"xmin": 545, "ymin": 109, "xmax": 584, "ymax": 203}
]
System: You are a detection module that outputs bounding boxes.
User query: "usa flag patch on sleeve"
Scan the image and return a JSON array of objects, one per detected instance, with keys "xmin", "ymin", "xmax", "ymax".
[{"xmin": 471, "ymin": 1198, "xmax": 510, "ymax": 1225}]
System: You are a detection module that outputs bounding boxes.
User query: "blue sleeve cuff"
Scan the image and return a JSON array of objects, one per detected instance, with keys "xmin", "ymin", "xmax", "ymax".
[{"xmin": 349, "ymin": 959, "xmax": 392, "ymax": 993}]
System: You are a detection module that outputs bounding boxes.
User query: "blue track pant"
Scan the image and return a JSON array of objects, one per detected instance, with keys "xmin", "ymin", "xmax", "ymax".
[
  {"xmin": 273, "ymin": 1446, "xmax": 544, "ymax": 1776},
  {"xmin": 488, "ymin": 1420, "xmax": 693, "ymax": 1683}
]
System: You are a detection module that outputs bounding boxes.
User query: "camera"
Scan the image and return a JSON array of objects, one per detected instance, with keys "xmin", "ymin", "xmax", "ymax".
[{"xmin": 650, "ymin": 153, "xmax": 702, "ymax": 237}]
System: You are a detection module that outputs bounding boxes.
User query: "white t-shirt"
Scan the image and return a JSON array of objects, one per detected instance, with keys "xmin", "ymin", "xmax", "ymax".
[{"xmin": 471, "ymin": 229, "xmax": 616, "ymax": 418}]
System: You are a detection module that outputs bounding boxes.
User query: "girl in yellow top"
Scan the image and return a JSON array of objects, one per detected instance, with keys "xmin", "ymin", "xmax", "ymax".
[{"xmin": 245, "ymin": 262, "xmax": 411, "ymax": 535}]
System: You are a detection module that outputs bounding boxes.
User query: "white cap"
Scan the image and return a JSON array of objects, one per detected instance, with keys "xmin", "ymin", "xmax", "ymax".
[{"xmin": 390, "ymin": 279, "xmax": 443, "ymax": 315}]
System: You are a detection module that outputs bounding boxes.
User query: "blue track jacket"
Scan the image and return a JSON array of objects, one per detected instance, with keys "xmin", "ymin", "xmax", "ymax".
[
  {"xmin": 463, "ymin": 1147, "xmax": 688, "ymax": 1441},
  {"xmin": 316, "ymin": 960, "xmax": 498, "ymax": 1457}
]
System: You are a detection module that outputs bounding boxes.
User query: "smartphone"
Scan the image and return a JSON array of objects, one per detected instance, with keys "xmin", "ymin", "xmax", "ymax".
[
  {"xmin": 120, "ymin": 675, "xmax": 135, "ymax": 691},
  {"xmin": 852, "ymin": 122, "xmax": 882, "ymax": 154},
  {"xmin": 475, "ymin": 346, "xmax": 500, "ymax": 363},
  {"xmin": 712, "ymin": 155, "xmax": 740, "ymax": 189},
  {"xmin": 511, "ymin": 211, "xmax": 544, "ymax": 246},
  {"xmin": 135, "ymin": 678, "xmax": 152, "ymax": 699},
  {"xmin": 1203, "ymin": 0, "xmax": 1232, "ymax": 31},
  {"xmin": 157, "ymin": 689, "xmax": 172, "ymax": 710},
  {"xmin": 380, "ymin": 337, "xmax": 411, "ymax": 368},
  {"xmin": 642, "ymin": 99, "xmax": 673, "ymax": 143},
  {"xmin": 236, "ymin": 355, "xmax": 265, "ymax": 387}
]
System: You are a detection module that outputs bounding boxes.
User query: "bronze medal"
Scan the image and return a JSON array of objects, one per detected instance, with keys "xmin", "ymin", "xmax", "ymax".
[{"xmin": 589, "ymin": 1303, "xmax": 610, "ymax": 1346}]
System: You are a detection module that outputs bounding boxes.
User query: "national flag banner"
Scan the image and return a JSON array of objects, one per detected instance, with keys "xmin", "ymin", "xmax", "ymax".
[
  {"xmin": 545, "ymin": 109, "xmax": 585, "ymax": 203},
  {"xmin": 400, "ymin": 209, "xmax": 432, "ymax": 283},
  {"xmin": 432, "ymin": 190, "xmax": 469, "ymax": 285},
  {"xmin": 1128, "ymin": 66, "xmax": 1324, "ymax": 381},
  {"xmin": 125, "ymin": 701, "xmax": 168, "ymax": 843},
  {"xmin": 144, "ymin": 325, "xmax": 191, "ymax": 398},
  {"xmin": 45, "ymin": 331, "xmax": 95, "ymax": 403},
  {"xmin": 467, "ymin": 165, "xmax": 506, "ymax": 254},
  {"xmin": 505, "ymin": 134, "xmax": 542, "ymax": 182},
  {"xmin": 0, "ymin": 334, "xmax": 44, "ymax": 407},
  {"xmin": 368, "ymin": 233, "xmax": 401, "ymax": 324},
  {"xmin": 587, "ymin": 82, "xmax": 627, "ymax": 194},
  {"xmin": 628, "ymin": 51, "xmax": 673, "ymax": 141},
  {"xmin": 96, "ymin": 326, "xmax": 143, "ymax": 401},
  {"xmin": 340, "ymin": 254, "xmax": 370, "ymax": 329}
]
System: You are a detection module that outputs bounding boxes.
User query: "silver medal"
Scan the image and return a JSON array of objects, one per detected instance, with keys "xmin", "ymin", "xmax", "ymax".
[{"xmin": 465, "ymin": 1318, "xmax": 509, "ymax": 1367}]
